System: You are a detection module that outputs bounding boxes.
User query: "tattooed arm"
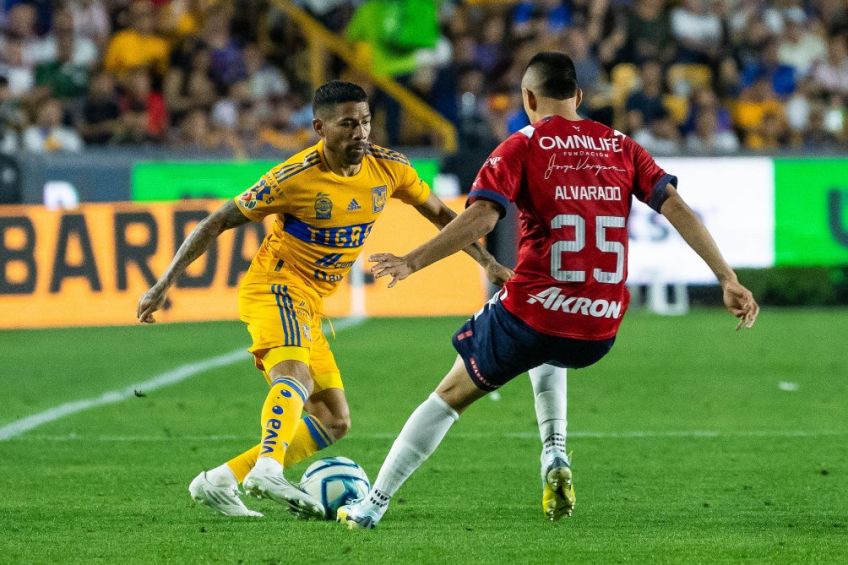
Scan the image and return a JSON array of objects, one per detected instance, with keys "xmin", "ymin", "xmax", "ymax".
[{"xmin": 137, "ymin": 200, "xmax": 250, "ymax": 323}]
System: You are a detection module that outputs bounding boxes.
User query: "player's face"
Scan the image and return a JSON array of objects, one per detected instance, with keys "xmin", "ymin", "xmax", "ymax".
[{"xmin": 315, "ymin": 102, "xmax": 371, "ymax": 165}]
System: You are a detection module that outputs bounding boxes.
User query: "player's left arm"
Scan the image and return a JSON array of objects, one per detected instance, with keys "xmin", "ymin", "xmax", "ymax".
[
  {"xmin": 371, "ymin": 200, "xmax": 502, "ymax": 288},
  {"xmin": 659, "ymin": 185, "xmax": 759, "ymax": 330},
  {"xmin": 413, "ymin": 192, "xmax": 513, "ymax": 286}
]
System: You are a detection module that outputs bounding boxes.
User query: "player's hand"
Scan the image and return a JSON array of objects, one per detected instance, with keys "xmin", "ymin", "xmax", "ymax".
[
  {"xmin": 137, "ymin": 282, "xmax": 168, "ymax": 324},
  {"xmin": 369, "ymin": 253, "xmax": 413, "ymax": 288},
  {"xmin": 722, "ymin": 280, "xmax": 759, "ymax": 331},
  {"xmin": 485, "ymin": 262, "xmax": 514, "ymax": 287}
]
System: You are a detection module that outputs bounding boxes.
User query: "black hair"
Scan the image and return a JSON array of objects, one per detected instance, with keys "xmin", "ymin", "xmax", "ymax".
[
  {"xmin": 312, "ymin": 80, "xmax": 368, "ymax": 116},
  {"xmin": 524, "ymin": 51, "xmax": 578, "ymax": 100}
]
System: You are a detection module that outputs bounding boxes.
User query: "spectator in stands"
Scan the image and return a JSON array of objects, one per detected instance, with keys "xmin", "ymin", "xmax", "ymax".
[
  {"xmin": 670, "ymin": 0, "xmax": 723, "ymax": 66},
  {"xmin": 785, "ymin": 77, "xmax": 814, "ymax": 144},
  {"xmin": 256, "ymin": 95, "xmax": 315, "ymax": 152},
  {"xmin": 115, "ymin": 68, "xmax": 167, "ymax": 143},
  {"xmin": 617, "ymin": 0, "xmax": 676, "ymax": 66},
  {"xmin": 163, "ymin": 46, "xmax": 217, "ymax": 124},
  {"xmin": 202, "ymin": 6, "xmax": 247, "ymax": 90},
  {"xmin": 32, "ymin": 9, "xmax": 99, "ymax": 69},
  {"xmin": 0, "ymin": 76, "xmax": 19, "ymax": 153},
  {"xmin": 211, "ymin": 79, "xmax": 250, "ymax": 134},
  {"xmin": 78, "ymin": 71, "xmax": 120, "ymax": 145},
  {"xmin": 23, "ymin": 98, "xmax": 83, "ymax": 152},
  {"xmin": 243, "ymin": 43, "xmax": 289, "ymax": 109},
  {"xmin": 171, "ymin": 107, "xmax": 229, "ymax": 151},
  {"xmin": 740, "ymin": 40, "xmax": 795, "ymax": 98},
  {"xmin": 625, "ymin": 60, "xmax": 668, "ymax": 134},
  {"xmin": 68, "ymin": 0, "xmax": 111, "ymax": 48},
  {"xmin": 735, "ymin": 77, "xmax": 787, "ymax": 149},
  {"xmin": 803, "ymin": 102, "xmax": 842, "ymax": 150},
  {"xmin": 777, "ymin": 9, "xmax": 828, "ymax": 78},
  {"xmin": 681, "ymin": 87, "xmax": 732, "ymax": 136},
  {"xmin": 103, "ymin": 0, "xmax": 170, "ymax": 79},
  {"xmin": 812, "ymin": 35, "xmax": 848, "ymax": 96},
  {"xmin": 686, "ymin": 108, "xmax": 740, "ymax": 153},
  {"xmin": 633, "ymin": 114, "xmax": 683, "ymax": 154},
  {"xmin": 0, "ymin": 35, "xmax": 34, "ymax": 96},
  {"xmin": 34, "ymin": 24, "xmax": 90, "ymax": 102},
  {"xmin": 565, "ymin": 26, "xmax": 603, "ymax": 94}
]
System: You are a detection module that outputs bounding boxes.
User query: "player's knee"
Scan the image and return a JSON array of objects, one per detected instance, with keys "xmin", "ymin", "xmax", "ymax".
[{"xmin": 325, "ymin": 415, "xmax": 351, "ymax": 441}]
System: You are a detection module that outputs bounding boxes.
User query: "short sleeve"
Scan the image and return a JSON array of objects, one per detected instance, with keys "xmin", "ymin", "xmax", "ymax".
[
  {"xmin": 390, "ymin": 162, "xmax": 431, "ymax": 206},
  {"xmin": 233, "ymin": 172, "xmax": 287, "ymax": 221},
  {"xmin": 467, "ymin": 133, "xmax": 528, "ymax": 217},
  {"xmin": 628, "ymin": 137, "xmax": 678, "ymax": 212}
]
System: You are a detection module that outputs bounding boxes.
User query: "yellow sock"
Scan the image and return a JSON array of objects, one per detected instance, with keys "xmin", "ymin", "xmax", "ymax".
[
  {"xmin": 258, "ymin": 377, "xmax": 308, "ymax": 465},
  {"xmin": 226, "ymin": 414, "xmax": 335, "ymax": 481}
]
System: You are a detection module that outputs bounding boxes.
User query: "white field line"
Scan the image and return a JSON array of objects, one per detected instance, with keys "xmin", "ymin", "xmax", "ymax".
[
  {"xmin": 6, "ymin": 429, "xmax": 846, "ymax": 443},
  {"xmin": 0, "ymin": 317, "xmax": 365, "ymax": 441}
]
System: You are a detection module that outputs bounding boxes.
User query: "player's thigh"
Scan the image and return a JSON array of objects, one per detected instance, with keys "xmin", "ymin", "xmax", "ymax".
[
  {"xmin": 308, "ymin": 318, "xmax": 344, "ymax": 394},
  {"xmin": 239, "ymin": 277, "xmax": 317, "ymax": 390}
]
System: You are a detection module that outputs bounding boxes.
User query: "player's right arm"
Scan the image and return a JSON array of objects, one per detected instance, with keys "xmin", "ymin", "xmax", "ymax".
[
  {"xmin": 136, "ymin": 200, "xmax": 250, "ymax": 323},
  {"xmin": 659, "ymin": 185, "xmax": 759, "ymax": 330}
]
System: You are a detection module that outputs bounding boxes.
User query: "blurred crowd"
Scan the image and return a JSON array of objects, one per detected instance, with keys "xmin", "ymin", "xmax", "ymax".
[{"xmin": 0, "ymin": 0, "xmax": 845, "ymax": 157}]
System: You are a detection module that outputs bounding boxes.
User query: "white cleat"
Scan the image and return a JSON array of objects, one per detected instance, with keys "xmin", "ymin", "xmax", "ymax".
[
  {"xmin": 188, "ymin": 472, "xmax": 263, "ymax": 517},
  {"xmin": 243, "ymin": 466, "xmax": 325, "ymax": 519}
]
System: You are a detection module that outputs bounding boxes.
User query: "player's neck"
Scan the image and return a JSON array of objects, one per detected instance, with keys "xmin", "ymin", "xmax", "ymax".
[
  {"xmin": 322, "ymin": 147, "xmax": 361, "ymax": 177},
  {"xmin": 531, "ymin": 102, "xmax": 581, "ymax": 123}
]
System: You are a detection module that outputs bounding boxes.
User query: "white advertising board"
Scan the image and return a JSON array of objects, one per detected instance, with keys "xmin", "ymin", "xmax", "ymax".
[{"xmin": 627, "ymin": 157, "xmax": 774, "ymax": 284}]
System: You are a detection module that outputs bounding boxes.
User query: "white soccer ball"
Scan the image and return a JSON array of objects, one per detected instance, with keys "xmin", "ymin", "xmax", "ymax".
[{"xmin": 299, "ymin": 456, "xmax": 370, "ymax": 519}]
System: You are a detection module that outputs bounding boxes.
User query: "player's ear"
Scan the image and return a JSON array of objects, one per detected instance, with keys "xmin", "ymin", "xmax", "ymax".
[
  {"xmin": 575, "ymin": 87, "xmax": 583, "ymax": 110},
  {"xmin": 312, "ymin": 117, "xmax": 324, "ymax": 138},
  {"xmin": 523, "ymin": 87, "xmax": 537, "ymax": 112}
]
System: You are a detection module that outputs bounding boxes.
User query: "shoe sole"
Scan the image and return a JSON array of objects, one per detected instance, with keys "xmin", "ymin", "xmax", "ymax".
[
  {"xmin": 189, "ymin": 488, "xmax": 263, "ymax": 517},
  {"xmin": 244, "ymin": 479, "xmax": 324, "ymax": 519},
  {"xmin": 544, "ymin": 466, "xmax": 575, "ymax": 521}
]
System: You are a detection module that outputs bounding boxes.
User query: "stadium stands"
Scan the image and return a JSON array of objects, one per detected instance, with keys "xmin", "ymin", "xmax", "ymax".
[{"xmin": 0, "ymin": 0, "xmax": 844, "ymax": 166}]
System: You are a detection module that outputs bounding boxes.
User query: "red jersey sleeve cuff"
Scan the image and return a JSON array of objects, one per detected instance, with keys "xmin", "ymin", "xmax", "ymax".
[
  {"xmin": 467, "ymin": 188, "xmax": 510, "ymax": 218},
  {"xmin": 648, "ymin": 173, "xmax": 678, "ymax": 212}
]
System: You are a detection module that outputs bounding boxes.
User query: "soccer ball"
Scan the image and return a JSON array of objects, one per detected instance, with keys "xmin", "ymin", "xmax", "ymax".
[{"xmin": 299, "ymin": 456, "xmax": 370, "ymax": 519}]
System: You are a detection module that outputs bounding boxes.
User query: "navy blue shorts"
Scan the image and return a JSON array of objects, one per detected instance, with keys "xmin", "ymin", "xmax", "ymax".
[{"xmin": 451, "ymin": 297, "xmax": 615, "ymax": 391}]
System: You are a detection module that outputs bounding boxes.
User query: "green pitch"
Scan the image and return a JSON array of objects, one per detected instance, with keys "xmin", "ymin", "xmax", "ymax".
[{"xmin": 0, "ymin": 310, "xmax": 846, "ymax": 563}]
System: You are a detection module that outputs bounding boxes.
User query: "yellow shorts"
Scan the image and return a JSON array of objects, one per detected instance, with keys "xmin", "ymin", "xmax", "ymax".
[{"xmin": 238, "ymin": 254, "xmax": 342, "ymax": 393}]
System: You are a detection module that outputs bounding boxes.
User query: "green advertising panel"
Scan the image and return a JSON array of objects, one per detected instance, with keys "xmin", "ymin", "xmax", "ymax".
[
  {"xmin": 774, "ymin": 159, "xmax": 848, "ymax": 266},
  {"xmin": 132, "ymin": 159, "xmax": 440, "ymax": 202}
]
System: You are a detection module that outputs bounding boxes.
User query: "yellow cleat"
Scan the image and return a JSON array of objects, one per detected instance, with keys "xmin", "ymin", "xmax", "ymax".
[
  {"xmin": 542, "ymin": 457, "xmax": 575, "ymax": 521},
  {"xmin": 337, "ymin": 504, "xmax": 378, "ymax": 529}
]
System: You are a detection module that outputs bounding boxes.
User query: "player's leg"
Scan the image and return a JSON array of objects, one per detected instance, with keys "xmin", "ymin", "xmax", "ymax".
[
  {"xmin": 216, "ymin": 389, "xmax": 345, "ymax": 484},
  {"xmin": 529, "ymin": 364, "xmax": 574, "ymax": 520},
  {"xmin": 338, "ymin": 355, "xmax": 484, "ymax": 529},
  {"xmin": 242, "ymin": 353, "xmax": 325, "ymax": 517}
]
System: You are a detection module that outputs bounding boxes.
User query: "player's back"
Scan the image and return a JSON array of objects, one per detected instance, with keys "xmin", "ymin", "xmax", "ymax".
[{"xmin": 470, "ymin": 115, "xmax": 675, "ymax": 340}]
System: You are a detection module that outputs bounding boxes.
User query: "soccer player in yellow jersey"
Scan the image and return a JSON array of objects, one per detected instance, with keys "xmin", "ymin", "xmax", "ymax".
[{"xmin": 137, "ymin": 81, "xmax": 512, "ymax": 518}]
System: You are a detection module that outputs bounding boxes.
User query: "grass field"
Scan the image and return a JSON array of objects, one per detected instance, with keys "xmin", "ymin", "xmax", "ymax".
[{"xmin": 1, "ymin": 309, "xmax": 846, "ymax": 564}]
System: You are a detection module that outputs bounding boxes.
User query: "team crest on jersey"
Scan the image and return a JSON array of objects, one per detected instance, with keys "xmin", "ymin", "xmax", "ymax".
[
  {"xmin": 314, "ymin": 192, "xmax": 333, "ymax": 219},
  {"xmin": 347, "ymin": 198, "xmax": 361, "ymax": 211},
  {"xmin": 371, "ymin": 185, "xmax": 387, "ymax": 212}
]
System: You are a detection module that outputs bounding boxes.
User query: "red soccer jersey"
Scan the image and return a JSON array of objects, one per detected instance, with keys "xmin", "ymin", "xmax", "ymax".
[{"xmin": 468, "ymin": 115, "xmax": 677, "ymax": 340}]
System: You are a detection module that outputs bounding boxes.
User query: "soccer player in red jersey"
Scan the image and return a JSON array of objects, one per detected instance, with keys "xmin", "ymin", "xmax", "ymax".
[{"xmin": 338, "ymin": 52, "xmax": 759, "ymax": 528}]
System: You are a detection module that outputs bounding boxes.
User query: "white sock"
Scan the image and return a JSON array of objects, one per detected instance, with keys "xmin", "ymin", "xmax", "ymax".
[
  {"xmin": 529, "ymin": 364, "xmax": 568, "ymax": 469},
  {"xmin": 206, "ymin": 464, "xmax": 237, "ymax": 487},
  {"xmin": 363, "ymin": 393, "xmax": 459, "ymax": 515},
  {"xmin": 252, "ymin": 456, "xmax": 283, "ymax": 476}
]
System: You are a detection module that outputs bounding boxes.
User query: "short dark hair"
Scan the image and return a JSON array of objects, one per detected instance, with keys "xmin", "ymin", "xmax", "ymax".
[
  {"xmin": 312, "ymin": 80, "xmax": 368, "ymax": 116},
  {"xmin": 524, "ymin": 51, "xmax": 578, "ymax": 100}
]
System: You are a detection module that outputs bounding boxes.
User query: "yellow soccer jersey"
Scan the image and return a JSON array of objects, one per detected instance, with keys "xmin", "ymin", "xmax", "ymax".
[{"xmin": 234, "ymin": 140, "xmax": 431, "ymax": 296}]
